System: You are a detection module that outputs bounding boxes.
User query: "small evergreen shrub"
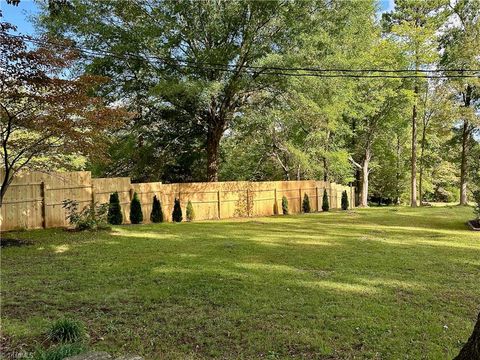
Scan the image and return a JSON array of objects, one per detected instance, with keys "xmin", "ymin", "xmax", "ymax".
[
  {"xmin": 186, "ymin": 200, "xmax": 195, "ymax": 222},
  {"xmin": 172, "ymin": 198, "xmax": 183, "ymax": 222},
  {"xmin": 341, "ymin": 190, "xmax": 349, "ymax": 210},
  {"xmin": 46, "ymin": 318, "xmax": 85, "ymax": 343},
  {"xmin": 107, "ymin": 192, "xmax": 123, "ymax": 225},
  {"xmin": 29, "ymin": 343, "xmax": 85, "ymax": 360},
  {"xmin": 322, "ymin": 189, "xmax": 329, "ymax": 212},
  {"xmin": 150, "ymin": 195, "xmax": 163, "ymax": 223},
  {"xmin": 302, "ymin": 193, "xmax": 311, "ymax": 213},
  {"xmin": 282, "ymin": 196, "xmax": 289, "ymax": 215},
  {"xmin": 62, "ymin": 200, "xmax": 109, "ymax": 231},
  {"xmin": 129, "ymin": 192, "xmax": 143, "ymax": 224}
]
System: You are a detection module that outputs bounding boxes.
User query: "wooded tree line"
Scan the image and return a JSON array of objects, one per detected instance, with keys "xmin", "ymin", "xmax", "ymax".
[{"xmin": 1, "ymin": 0, "xmax": 479, "ymax": 206}]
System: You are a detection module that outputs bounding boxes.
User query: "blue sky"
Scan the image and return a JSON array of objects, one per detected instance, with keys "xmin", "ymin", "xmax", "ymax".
[
  {"xmin": 1, "ymin": 0, "xmax": 395, "ymax": 36},
  {"xmin": 1, "ymin": 0, "xmax": 39, "ymax": 35}
]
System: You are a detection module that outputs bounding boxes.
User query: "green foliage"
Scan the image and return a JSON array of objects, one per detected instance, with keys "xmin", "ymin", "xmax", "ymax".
[
  {"xmin": 302, "ymin": 193, "xmax": 311, "ymax": 213},
  {"xmin": 281, "ymin": 196, "xmax": 288, "ymax": 215},
  {"xmin": 46, "ymin": 318, "xmax": 85, "ymax": 343},
  {"xmin": 129, "ymin": 192, "xmax": 143, "ymax": 224},
  {"xmin": 341, "ymin": 190, "xmax": 349, "ymax": 210},
  {"xmin": 107, "ymin": 192, "xmax": 123, "ymax": 225},
  {"xmin": 322, "ymin": 189, "xmax": 329, "ymax": 212},
  {"xmin": 172, "ymin": 198, "xmax": 183, "ymax": 222},
  {"xmin": 62, "ymin": 200, "xmax": 109, "ymax": 231},
  {"xmin": 26, "ymin": 343, "xmax": 85, "ymax": 360},
  {"xmin": 150, "ymin": 195, "xmax": 163, "ymax": 223},
  {"xmin": 38, "ymin": 0, "xmax": 315, "ymax": 182},
  {"xmin": 186, "ymin": 200, "xmax": 195, "ymax": 222}
]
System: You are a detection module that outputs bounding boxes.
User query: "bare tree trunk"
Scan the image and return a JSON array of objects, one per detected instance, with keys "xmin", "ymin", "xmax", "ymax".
[
  {"xmin": 355, "ymin": 169, "xmax": 361, "ymax": 207},
  {"xmin": 0, "ymin": 171, "xmax": 9, "ymax": 208},
  {"xmin": 395, "ymin": 134, "xmax": 401, "ymax": 205},
  {"xmin": 323, "ymin": 156, "xmax": 328, "ymax": 182},
  {"xmin": 453, "ymin": 311, "xmax": 480, "ymax": 360},
  {"xmin": 359, "ymin": 148, "xmax": 371, "ymax": 207},
  {"xmin": 206, "ymin": 120, "xmax": 224, "ymax": 182},
  {"xmin": 419, "ymin": 121, "xmax": 427, "ymax": 205},
  {"xmin": 0, "ymin": 143, "xmax": 11, "ymax": 208},
  {"xmin": 459, "ymin": 85, "xmax": 473, "ymax": 205},
  {"xmin": 459, "ymin": 119, "xmax": 470, "ymax": 205},
  {"xmin": 411, "ymin": 85, "xmax": 418, "ymax": 207}
]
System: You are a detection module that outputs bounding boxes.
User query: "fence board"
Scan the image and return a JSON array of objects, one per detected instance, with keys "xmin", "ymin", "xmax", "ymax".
[{"xmin": 1, "ymin": 171, "xmax": 355, "ymax": 230}]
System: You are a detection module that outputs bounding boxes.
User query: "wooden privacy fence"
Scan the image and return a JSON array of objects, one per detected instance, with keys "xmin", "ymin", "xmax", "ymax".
[{"xmin": 0, "ymin": 171, "xmax": 355, "ymax": 231}]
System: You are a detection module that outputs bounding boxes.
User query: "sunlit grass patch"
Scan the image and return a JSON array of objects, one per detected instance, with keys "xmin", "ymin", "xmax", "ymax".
[{"xmin": 1, "ymin": 206, "xmax": 479, "ymax": 359}]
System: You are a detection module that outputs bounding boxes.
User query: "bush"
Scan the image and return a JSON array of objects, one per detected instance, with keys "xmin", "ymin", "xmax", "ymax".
[
  {"xmin": 107, "ymin": 192, "xmax": 123, "ymax": 225},
  {"xmin": 129, "ymin": 192, "xmax": 143, "ymax": 224},
  {"xmin": 28, "ymin": 343, "xmax": 85, "ymax": 360},
  {"xmin": 282, "ymin": 196, "xmax": 289, "ymax": 215},
  {"xmin": 186, "ymin": 200, "xmax": 195, "ymax": 222},
  {"xmin": 302, "ymin": 193, "xmax": 311, "ymax": 213},
  {"xmin": 322, "ymin": 189, "xmax": 329, "ymax": 212},
  {"xmin": 341, "ymin": 190, "xmax": 349, "ymax": 210},
  {"xmin": 172, "ymin": 198, "xmax": 183, "ymax": 222},
  {"xmin": 47, "ymin": 318, "xmax": 85, "ymax": 343},
  {"xmin": 62, "ymin": 200, "xmax": 109, "ymax": 231},
  {"xmin": 150, "ymin": 195, "xmax": 163, "ymax": 223}
]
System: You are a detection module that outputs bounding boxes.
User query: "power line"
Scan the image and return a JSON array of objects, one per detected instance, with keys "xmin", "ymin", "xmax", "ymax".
[{"xmin": 5, "ymin": 33, "xmax": 480, "ymax": 79}]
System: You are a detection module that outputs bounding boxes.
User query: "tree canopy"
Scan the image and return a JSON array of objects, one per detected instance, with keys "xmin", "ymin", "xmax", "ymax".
[{"xmin": 2, "ymin": 0, "xmax": 479, "ymax": 206}]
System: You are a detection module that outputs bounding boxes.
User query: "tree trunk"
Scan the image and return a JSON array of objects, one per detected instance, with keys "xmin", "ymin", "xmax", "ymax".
[
  {"xmin": 206, "ymin": 120, "xmax": 224, "ymax": 182},
  {"xmin": 419, "ymin": 121, "xmax": 427, "ymax": 205},
  {"xmin": 395, "ymin": 134, "xmax": 401, "ymax": 205},
  {"xmin": 0, "ymin": 166, "xmax": 11, "ymax": 208},
  {"xmin": 453, "ymin": 311, "xmax": 480, "ymax": 360},
  {"xmin": 355, "ymin": 169, "xmax": 361, "ymax": 207},
  {"xmin": 323, "ymin": 156, "xmax": 328, "ymax": 182},
  {"xmin": 359, "ymin": 148, "xmax": 371, "ymax": 207},
  {"xmin": 411, "ymin": 86, "xmax": 418, "ymax": 207},
  {"xmin": 459, "ymin": 85, "xmax": 472, "ymax": 205},
  {"xmin": 459, "ymin": 119, "xmax": 470, "ymax": 205}
]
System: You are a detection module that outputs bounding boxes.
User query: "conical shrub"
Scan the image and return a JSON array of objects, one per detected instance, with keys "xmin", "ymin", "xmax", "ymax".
[
  {"xmin": 150, "ymin": 195, "xmax": 163, "ymax": 223},
  {"xmin": 302, "ymin": 193, "xmax": 311, "ymax": 213},
  {"xmin": 322, "ymin": 189, "xmax": 329, "ymax": 212},
  {"xmin": 130, "ymin": 192, "xmax": 143, "ymax": 224},
  {"xmin": 282, "ymin": 196, "xmax": 289, "ymax": 215},
  {"xmin": 107, "ymin": 192, "xmax": 123, "ymax": 225},
  {"xmin": 341, "ymin": 190, "xmax": 349, "ymax": 210},
  {"xmin": 172, "ymin": 198, "xmax": 183, "ymax": 222},
  {"xmin": 186, "ymin": 200, "xmax": 195, "ymax": 222}
]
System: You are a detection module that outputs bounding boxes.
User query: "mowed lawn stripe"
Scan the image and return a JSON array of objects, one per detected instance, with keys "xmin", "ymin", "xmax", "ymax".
[{"xmin": 1, "ymin": 207, "xmax": 479, "ymax": 359}]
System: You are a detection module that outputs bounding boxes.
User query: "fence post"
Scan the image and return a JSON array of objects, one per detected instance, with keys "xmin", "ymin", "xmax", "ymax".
[
  {"xmin": 217, "ymin": 190, "xmax": 221, "ymax": 219},
  {"xmin": 40, "ymin": 181, "xmax": 47, "ymax": 229},
  {"xmin": 315, "ymin": 187, "xmax": 319, "ymax": 212}
]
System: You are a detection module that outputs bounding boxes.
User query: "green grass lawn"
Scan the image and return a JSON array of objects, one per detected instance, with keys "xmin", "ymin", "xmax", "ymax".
[{"xmin": 1, "ymin": 207, "xmax": 479, "ymax": 359}]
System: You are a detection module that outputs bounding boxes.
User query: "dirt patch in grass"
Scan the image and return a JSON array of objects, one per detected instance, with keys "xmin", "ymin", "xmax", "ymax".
[{"xmin": 0, "ymin": 238, "xmax": 33, "ymax": 248}]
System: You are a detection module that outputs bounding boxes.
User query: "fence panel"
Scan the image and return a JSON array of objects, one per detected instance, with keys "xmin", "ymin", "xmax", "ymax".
[{"xmin": 1, "ymin": 171, "xmax": 355, "ymax": 230}]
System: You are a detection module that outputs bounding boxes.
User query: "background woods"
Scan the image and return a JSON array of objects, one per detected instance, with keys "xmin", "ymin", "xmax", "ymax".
[{"xmin": 0, "ymin": 0, "xmax": 479, "ymax": 208}]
